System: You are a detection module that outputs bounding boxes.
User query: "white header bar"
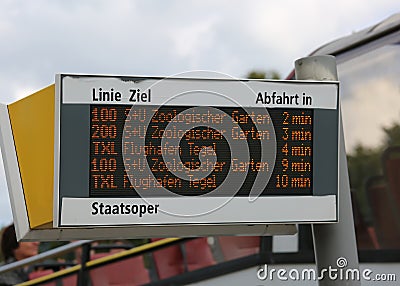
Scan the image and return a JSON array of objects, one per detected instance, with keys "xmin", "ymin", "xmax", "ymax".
[{"xmin": 58, "ymin": 75, "xmax": 338, "ymax": 109}]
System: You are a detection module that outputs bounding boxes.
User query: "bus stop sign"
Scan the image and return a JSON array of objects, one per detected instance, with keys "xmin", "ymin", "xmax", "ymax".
[{"xmin": 54, "ymin": 74, "xmax": 339, "ymax": 229}]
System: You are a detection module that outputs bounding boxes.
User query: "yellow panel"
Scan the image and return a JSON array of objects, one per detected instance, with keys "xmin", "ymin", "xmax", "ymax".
[{"xmin": 8, "ymin": 85, "xmax": 55, "ymax": 228}]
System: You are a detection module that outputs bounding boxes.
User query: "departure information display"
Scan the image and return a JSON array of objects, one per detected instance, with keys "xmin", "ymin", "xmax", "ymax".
[
  {"xmin": 89, "ymin": 106, "xmax": 313, "ymax": 197},
  {"xmin": 55, "ymin": 74, "xmax": 339, "ymax": 227}
]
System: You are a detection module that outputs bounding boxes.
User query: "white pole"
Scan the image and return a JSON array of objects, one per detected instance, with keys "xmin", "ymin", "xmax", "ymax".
[{"xmin": 295, "ymin": 55, "xmax": 360, "ymax": 286}]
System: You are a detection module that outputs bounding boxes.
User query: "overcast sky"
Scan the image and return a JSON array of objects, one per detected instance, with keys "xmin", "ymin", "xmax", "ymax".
[{"xmin": 0, "ymin": 1, "xmax": 399, "ymax": 226}]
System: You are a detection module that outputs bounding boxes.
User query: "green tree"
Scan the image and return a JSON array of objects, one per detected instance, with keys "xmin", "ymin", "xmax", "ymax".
[
  {"xmin": 383, "ymin": 122, "xmax": 400, "ymax": 147},
  {"xmin": 246, "ymin": 70, "xmax": 280, "ymax": 79},
  {"xmin": 347, "ymin": 145, "xmax": 381, "ymax": 191},
  {"xmin": 348, "ymin": 122, "xmax": 400, "ymax": 190}
]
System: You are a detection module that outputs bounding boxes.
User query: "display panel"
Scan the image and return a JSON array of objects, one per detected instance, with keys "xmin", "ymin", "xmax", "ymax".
[
  {"xmin": 55, "ymin": 74, "xmax": 339, "ymax": 227},
  {"xmin": 89, "ymin": 105, "xmax": 313, "ymax": 197}
]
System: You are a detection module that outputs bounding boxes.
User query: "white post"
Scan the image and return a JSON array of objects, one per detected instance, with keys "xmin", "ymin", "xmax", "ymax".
[{"xmin": 295, "ymin": 55, "xmax": 360, "ymax": 286}]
